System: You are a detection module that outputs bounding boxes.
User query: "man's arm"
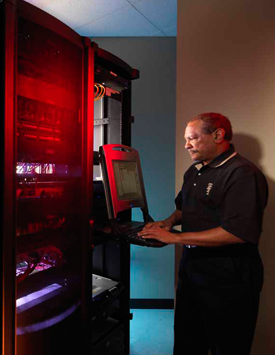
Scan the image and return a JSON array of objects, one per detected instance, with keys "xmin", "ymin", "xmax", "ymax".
[{"xmin": 138, "ymin": 225, "xmax": 246, "ymax": 247}]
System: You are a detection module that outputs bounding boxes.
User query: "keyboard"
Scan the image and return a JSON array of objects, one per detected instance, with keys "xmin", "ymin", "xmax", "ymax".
[{"xmin": 122, "ymin": 224, "xmax": 166, "ymax": 248}]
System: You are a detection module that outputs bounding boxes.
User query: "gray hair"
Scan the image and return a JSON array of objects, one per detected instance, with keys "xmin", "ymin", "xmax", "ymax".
[{"xmin": 189, "ymin": 112, "xmax": 233, "ymax": 141}]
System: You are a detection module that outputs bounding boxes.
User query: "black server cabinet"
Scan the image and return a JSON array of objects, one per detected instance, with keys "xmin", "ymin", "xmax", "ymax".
[
  {"xmin": 14, "ymin": 2, "xmax": 93, "ymax": 355},
  {"xmin": 92, "ymin": 46, "xmax": 139, "ymax": 355},
  {"xmin": 1, "ymin": 1, "xmax": 139, "ymax": 355}
]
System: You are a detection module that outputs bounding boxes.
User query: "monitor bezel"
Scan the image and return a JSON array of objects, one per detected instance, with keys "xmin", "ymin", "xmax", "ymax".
[{"xmin": 99, "ymin": 144, "xmax": 148, "ymax": 219}]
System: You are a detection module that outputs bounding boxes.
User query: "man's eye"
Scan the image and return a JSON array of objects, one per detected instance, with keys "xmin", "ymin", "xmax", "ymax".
[{"xmin": 185, "ymin": 136, "xmax": 198, "ymax": 143}]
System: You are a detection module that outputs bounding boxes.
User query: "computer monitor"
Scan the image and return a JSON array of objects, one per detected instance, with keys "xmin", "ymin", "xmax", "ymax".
[{"xmin": 99, "ymin": 144, "xmax": 148, "ymax": 219}]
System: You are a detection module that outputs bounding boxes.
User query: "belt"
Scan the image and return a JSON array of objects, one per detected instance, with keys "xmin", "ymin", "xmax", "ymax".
[{"xmin": 184, "ymin": 243, "xmax": 259, "ymax": 257}]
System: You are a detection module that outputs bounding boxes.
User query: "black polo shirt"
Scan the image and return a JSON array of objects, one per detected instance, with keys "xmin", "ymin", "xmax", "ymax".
[{"xmin": 175, "ymin": 144, "xmax": 268, "ymax": 245}]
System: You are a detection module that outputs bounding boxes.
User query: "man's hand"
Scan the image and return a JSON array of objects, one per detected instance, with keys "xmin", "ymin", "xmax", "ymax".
[
  {"xmin": 138, "ymin": 221, "xmax": 175, "ymax": 244},
  {"xmin": 143, "ymin": 220, "xmax": 172, "ymax": 231}
]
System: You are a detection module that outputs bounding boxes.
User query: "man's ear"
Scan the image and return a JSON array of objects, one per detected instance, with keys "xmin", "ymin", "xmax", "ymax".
[{"xmin": 213, "ymin": 128, "xmax": 225, "ymax": 143}]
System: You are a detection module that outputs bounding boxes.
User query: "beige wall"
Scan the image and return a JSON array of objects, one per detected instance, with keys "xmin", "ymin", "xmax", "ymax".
[{"xmin": 176, "ymin": 0, "xmax": 275, "ymax": 353}]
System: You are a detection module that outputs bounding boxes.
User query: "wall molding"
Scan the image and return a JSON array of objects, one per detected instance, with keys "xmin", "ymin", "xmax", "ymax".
[{"xmin": 130, "ymin": 299, "xmax": 174, "ymax": 309}]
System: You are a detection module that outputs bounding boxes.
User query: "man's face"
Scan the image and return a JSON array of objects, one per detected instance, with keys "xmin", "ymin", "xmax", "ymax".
[{"xmin": 184, "ymin": 120, "xmax": 217, "ymax": 164}]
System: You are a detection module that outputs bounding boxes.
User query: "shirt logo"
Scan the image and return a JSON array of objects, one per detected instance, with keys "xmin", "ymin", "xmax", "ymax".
[{"xmin": 206, "ymin": 183, "xmax": 213, "ymax": 195}]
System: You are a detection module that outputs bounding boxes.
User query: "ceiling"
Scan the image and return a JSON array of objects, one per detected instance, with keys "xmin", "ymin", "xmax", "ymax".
[{"xmin": 24, "ymin": 0, "xmax": 177, "ymax": 37}]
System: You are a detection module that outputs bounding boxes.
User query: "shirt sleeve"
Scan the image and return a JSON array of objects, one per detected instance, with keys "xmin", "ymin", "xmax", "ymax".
[{"xmin": 220, "ymin": 170, "xmax": 268, "ymax": 245}]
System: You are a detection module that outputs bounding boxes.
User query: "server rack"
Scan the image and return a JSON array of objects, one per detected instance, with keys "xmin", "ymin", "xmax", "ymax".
[
  {"xmin": 1, "ymin": 1, "xmax": 139, "ymax": 355},
  {"xmin": 92, "ymin": 46, "xmax": 139, "ymax": 355}
]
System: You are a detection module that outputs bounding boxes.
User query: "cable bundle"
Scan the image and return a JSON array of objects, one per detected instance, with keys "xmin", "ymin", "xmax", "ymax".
[
  {"xmin": 16, "ymin": 246, "xmax": 64, "ymax": 283},
  {"xmin": 94, "ymin": 83, "xmax": 106, "ymax": 101}
]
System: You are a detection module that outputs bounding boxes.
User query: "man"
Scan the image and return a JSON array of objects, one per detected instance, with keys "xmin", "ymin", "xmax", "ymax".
[{"xmin": 138, "ymin": 113, "xmax": 268, "ymax": 355}]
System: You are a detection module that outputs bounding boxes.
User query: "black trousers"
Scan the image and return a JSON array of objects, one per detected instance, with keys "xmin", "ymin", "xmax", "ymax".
[{"xmin": 173, "ymin": 245, "xmax": 263, "ymax": 355}]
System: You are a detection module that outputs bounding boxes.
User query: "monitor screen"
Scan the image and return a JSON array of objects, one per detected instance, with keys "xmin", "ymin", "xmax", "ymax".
[{"xmin": 112, "ymin": 160, "xmax": 143, "ymax": 201}]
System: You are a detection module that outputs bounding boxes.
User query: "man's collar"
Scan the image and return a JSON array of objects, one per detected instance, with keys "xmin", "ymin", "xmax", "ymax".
[{"xmin": 195, "ymin": 144, "xmax": 236, "ymax": 171}]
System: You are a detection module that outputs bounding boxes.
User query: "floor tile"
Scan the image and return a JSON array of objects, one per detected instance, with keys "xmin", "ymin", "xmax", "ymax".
[{"xmin": 130, "ymin": 309, "xmax": 174, "ymax": 355}]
